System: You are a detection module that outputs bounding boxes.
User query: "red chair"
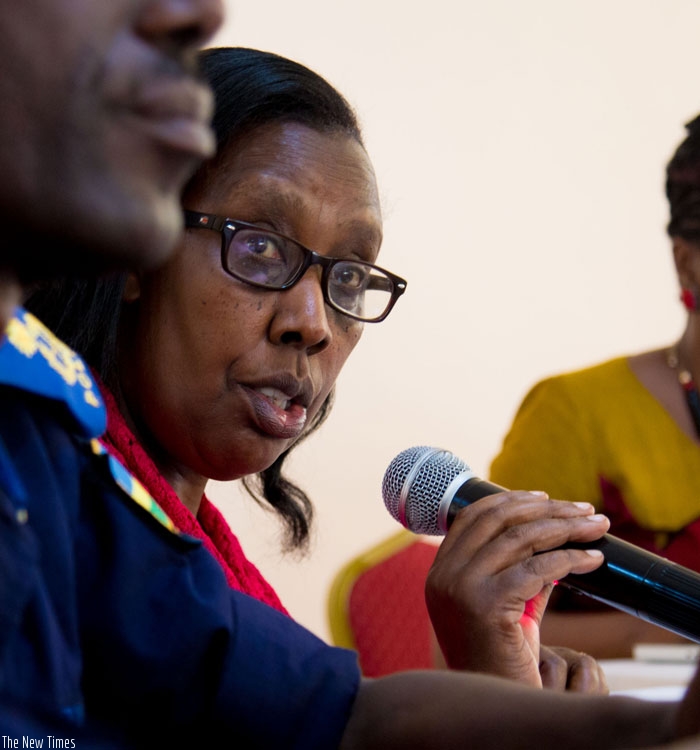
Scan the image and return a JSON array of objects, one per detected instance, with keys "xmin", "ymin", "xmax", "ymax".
[{"xmin": 327, "ymin": 530, "xmax": 440, "ymax": 676}]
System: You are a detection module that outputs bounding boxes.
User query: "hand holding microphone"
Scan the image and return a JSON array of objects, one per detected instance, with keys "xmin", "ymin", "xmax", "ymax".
[
  {"xmin": 383, "ymin": 446, "xmax": 700, "ymax": 650},
  {"xmin": 382, "ymin": 446, "xmax": 611, "ymax": 686}
]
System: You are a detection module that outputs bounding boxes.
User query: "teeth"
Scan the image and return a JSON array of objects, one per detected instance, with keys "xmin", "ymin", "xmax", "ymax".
[{"xmin": 256, "ymin": 387, "xmax": 291, "ymax": 410}]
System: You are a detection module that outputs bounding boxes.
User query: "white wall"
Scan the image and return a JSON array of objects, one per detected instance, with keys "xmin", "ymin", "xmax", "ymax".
[{"xmin": 207, "ymin": 0, "xmax": 700, "ymax": 641}]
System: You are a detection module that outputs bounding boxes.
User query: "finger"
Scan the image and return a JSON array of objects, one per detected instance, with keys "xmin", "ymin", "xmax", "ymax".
[
  {"xmin": 539, "ymin": 647, "xmax": 609, "ymax": 694},
  {"xmin": 522, "ymin": 587, "xmax": 552, "ymax": 625},
  {"xmin": 564, "ymin": 652, "xmax": 609, "ymax": 695},
  {"xmin": 538, "ymin": 646, "xmax": 567, "ymax": 691},
  {"xmin": 427, "ymin": 519, "xmax": 608, "ymax": 611},
  {"xmin": 467, "ymin": 548, "xmax": 605, "ymax": 609},
  {"xmin": 460, "ymin": 514, "xmax": 609, "ymax": 579},
  {"xmin": 441, "ymin": 492, "xmax": 601, "ymax": 560}
]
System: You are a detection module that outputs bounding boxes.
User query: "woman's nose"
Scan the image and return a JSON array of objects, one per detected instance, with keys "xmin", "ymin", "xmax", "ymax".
[{"xmin": 269, "ymin": 269, "xmax": 332, "ymax": 354}]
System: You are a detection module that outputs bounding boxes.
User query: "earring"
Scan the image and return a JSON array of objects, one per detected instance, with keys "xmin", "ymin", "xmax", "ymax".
[{"xmin": 681, "ymin": 287, "xmax": 700, "ymax": 311}]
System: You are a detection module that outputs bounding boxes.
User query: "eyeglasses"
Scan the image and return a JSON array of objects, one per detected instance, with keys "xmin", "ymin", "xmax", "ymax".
[{"xmin": 184, "ymin": 210, "xmax": 407, "ymax": 323}]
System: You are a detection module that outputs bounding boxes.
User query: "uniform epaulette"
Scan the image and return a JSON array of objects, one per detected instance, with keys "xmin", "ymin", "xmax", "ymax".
[
  {"xmin": 0, "ymin": 308, "xmax": 106, "ymax": 439},
  {"xmin": 90, "ymin": 439, "xmax": 180, "ymax": 536}
]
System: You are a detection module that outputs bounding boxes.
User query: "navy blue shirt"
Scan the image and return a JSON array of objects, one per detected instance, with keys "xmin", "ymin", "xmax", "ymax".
[{"xmin": 0, "ymin": 309, "xmax": 361, "ymax": 747}]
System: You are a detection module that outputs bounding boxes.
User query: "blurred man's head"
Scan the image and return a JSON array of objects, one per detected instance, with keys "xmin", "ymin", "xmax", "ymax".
[{"xmin": 0, "ymin": 0, "xmax": 224, "ymax": 286}]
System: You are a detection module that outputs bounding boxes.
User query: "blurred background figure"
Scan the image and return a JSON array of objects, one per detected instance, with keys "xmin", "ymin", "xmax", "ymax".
[
  {"xmin": 0, "ymin": 0, "xmax": 223, "ymax": 738},
  {"xmin": 490, "ymin": 114, "xmax": 700, "ymax": 658}
]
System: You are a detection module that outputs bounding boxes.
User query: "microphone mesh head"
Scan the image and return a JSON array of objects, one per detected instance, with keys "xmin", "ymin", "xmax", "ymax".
[{"xmin": 382, "ymin": 446, "xmax": 470, "ymax": 535}]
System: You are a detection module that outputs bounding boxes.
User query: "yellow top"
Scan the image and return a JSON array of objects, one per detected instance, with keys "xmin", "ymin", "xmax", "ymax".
[{"xmin": 490, "ymin": 357, "xmax": 700, "ymax": 543}]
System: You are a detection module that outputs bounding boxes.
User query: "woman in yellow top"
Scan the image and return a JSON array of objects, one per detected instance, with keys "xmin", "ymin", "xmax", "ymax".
[{"xmin": 490, "ymin": 114, "xmax": 700, "ymax": 659}]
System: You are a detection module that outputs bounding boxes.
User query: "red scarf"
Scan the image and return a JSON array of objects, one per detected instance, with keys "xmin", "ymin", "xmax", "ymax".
[{"xmin": 97, "ymin": 381, "xmax": 289, "ymax": 616}]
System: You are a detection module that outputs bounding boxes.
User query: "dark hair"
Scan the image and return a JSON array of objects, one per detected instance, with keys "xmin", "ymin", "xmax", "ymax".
[
  {"xmin": 199, "ymin": 46, "xmax": 362, "ymax": 153},
  {"xmin": 25, "ymin": 274, "xmax": 126, "ymax": 395},
  {"xmin": 26, "ymin": 47, "xmax": 364, "ymax": 552},
  {"xmin": 666, "ymin": 114, "xmax": 700, "ymax": 241}
]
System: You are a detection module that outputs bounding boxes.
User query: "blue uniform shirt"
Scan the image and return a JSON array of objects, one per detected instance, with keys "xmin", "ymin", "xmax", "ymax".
[{"xmin": 0, "ymin": 309, "xmax": 361, "ymax": 747}]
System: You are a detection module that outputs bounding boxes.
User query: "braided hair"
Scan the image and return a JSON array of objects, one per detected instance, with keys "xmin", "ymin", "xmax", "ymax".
[{"xmin": 666, "ymin": 114, "xmax": 700, "ymax": 241}]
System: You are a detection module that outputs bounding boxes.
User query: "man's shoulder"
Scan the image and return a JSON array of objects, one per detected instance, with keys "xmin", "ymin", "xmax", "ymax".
[{"xmin": 0, "ymin": 308, "xmax": 106, "ymax": 438}]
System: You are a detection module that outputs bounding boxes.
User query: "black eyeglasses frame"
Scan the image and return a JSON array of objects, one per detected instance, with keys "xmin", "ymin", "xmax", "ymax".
[{"xmin": 184, "ymin": 209, "xmax": 407, "ymax": 323}]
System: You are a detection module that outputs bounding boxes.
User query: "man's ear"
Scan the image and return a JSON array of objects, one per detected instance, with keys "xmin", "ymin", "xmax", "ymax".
[{"xmin": 122, "ymin": 273, "xmax": 141, "ymax": 303}]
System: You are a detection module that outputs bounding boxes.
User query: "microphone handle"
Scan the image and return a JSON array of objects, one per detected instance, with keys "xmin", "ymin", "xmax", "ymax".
[
  {"xmin": 562, "ymin": 536, "xmax": 700, "ymax": 643},
  {"xmin": 447, "ymin": 478, "xmax": 700, "ymax": 643}
]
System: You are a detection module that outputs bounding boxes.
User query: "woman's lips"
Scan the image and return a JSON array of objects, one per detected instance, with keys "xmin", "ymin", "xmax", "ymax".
[{"xmin": 242, "ymin": 385, "xmax": 308, "ymax": 440}]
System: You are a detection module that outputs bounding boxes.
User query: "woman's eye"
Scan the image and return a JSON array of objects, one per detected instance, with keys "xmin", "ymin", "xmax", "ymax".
[
  {"xmin": 333, "ymin": 264, "xmax": 366, "ymax": 289},
  {"xmin": 245, "ymin": 233, "xmax": 282, "ymax": 260}
]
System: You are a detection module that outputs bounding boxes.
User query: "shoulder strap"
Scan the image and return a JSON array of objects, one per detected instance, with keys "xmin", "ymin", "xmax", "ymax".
[
  {"xmin": 90, "ymin": 439, "xmax": 181, "ymax": 537},
  {"xmin": 0, "ymin": 308, "xmax": 105, "ymax": 438}
]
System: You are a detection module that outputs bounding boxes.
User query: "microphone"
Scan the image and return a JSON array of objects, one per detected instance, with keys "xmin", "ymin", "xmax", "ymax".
[{"xmin": 382, "ymin": 445, "xmax": 700, "ymax": 643}]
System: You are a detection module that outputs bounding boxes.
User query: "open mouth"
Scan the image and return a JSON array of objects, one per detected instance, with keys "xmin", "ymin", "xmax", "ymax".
[
  {"xmin": 243, "ymin": 384, "xmax": 309, "ymax": 440},
  {"xmin": 254, "ymin": 386, "xmax": 294, "ymax": 411}
]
